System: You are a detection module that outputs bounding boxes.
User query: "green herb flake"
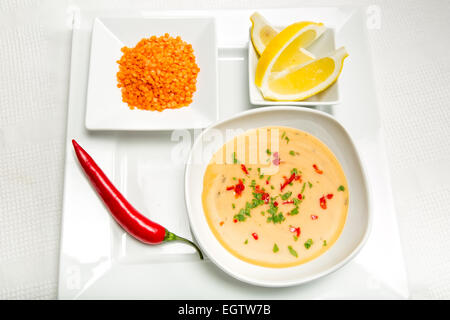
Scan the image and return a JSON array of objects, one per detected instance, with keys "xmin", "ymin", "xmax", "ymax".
[
  {"xmin": 293, "ymin": 198, "xmax": 300, "ymax": 206},
  {"xmin": 293, "ymin": 235, "xmax": 298, "ymax": 242},
  {"xmin": 301, "ymin": 182, "xmax": 306, "ymax": 194},
  {"xmin": 308, "ymin": 181, "xmax": 313, "ymax": 188},
  {"xmin": 244, "ymin": 239, "xmax": 248, "ymax": 245},
  {"xmin": 323, "ymin": 240, "xmax": 327, "ymax": 247},
  {"xmin": 290, "ymin": 207, "xmax": 299, "ymax": 216},
  {"xmin": 232, "ymin": 203, "xmax": 235, "ymax": 209},
  {"xmin": 304, "ymin": 239, "xmax": 313, "ymax": 249},
  {"xmin": 285, "ymin": 136, "xmax": 290, "ymax": 144},
  {"xmin": 281, "ymin": 131, "xmax": 286, "ymax": 139},
  {"xmin": 291, "ymin": 168, "xmax": 298, "ymax": 175},
  {"xmin": 338, "ymin": 185, "xmax": 345, "ymax": 192},
  {"xmin": 232, "ymin": 152, "xmax": 239, "ymax": 164},
  {"xmin": 273, "ymin": 243, "xmax": 279, "ymax": 253},
  {"xmin": 288, "ymin": 245, "xmax": 298, "ymax": 258},
  {"xmin": 259, "ymin": 175, "xmax": 264, "ymax": 179},
  {"xmin": 281, "ymin": 191, "xmax": 292, "ymax": 200},
  {"xmin": 266, "ymin": 149, "xmax": 272, "ymax": 155},
  {"xmin": 270, "ymin": 185, "xmax": 275, "ymax": 190},
  {"xmin": 261, "ymin": 211, "xmax": 265, "ymax": 216},
  {"xmin": 289, "ymin": 150, "xmax": 295, "ymax": 156}
]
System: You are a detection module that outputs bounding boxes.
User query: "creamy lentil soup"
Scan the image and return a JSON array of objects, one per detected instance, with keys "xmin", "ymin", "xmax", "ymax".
[{"xmin": 202, "ymin": 126, "xmax": 349, "ymax": 268}]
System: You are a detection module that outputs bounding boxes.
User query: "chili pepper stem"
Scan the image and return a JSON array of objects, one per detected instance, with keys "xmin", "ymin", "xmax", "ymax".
[{"xmin": 164, "ymin": 230, "xmax": 204, "ymax": 260}]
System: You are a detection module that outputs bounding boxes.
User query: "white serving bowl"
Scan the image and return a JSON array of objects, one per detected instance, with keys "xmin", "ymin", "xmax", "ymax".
[{"xmin": 185, "ymin": 107, "xmax": 371, "ymax": 287}]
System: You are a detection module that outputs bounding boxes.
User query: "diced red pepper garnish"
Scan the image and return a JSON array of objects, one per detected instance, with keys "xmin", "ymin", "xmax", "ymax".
[
  {"xmin": 241, "ymin": 164, "xmax": 249, "ymax": 175},
  {"xmin": 294, "ymin": 175, "xmax": 302, "ymax": 181},
  {"xmin": 219, "ymin": 221, "xmax": 225, "ymax": 226},
  {"xmin": 272, "ymin": 152, "xmax": 280, "ymax": 166},
  {"xmin": 297, "ymin": 193, "xmax": 303, "ymax": 200},
  {"xmin": 266, "ymin": 179, "xmax": 269, "ymax": 185},
  {"xmin": 280, "ymin": 173, "xmax": 296, "ymax": 191},
  {"xmin": 227, "ymin": 179, "xmax": 245, "ymax": 198},
  {"xmin": 313, "ymin": 164, "xmax": 323, "ymax": 174},
  {"xmin": 320, "ymin": 196, "xmax": 327, "ymax": 209},
  {"xmin": 282, "ymin": 200, "xmax": 294, "ymax": 205},
  {"xmin": 311, "ymin": 215, "xmax": 318, "ymax": 220},
  {"xmin": 273, "ymin": 201, "xmax": 279, "ymax": 207},
  {"xmin": 289, "ymin": 226, "xmax": 301, "ymax": 237},
  {"xmin": 326, "ymin": 193, "xmax": 334, "ymax": 199},
  {"xmin": 262, "ymin": 192, "xmax": 270, "ymax": 204},
  {"xmin": 252, "ymin": 232, "xmax": 258, "ymax": 240},
  {"xmin": 234, "ymin": 179, "xmax": 245, "ymax": 197},
  {"xmin": 233, "ymin": 219, "xmax": 238, "ymax": 223}
]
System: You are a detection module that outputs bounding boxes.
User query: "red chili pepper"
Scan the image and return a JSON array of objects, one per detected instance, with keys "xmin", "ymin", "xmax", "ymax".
[
  {"xmin": 311, "ymin": 215, "xmax": 318, "ymax": 220},
  {"xmin": 266, "ymin": 179, "xmax": 269, "ymax": 185},
  {"xmin": 282, "ymin": 200, "xmax": 294, "ymax": 205},
  {"xmin": 226, "ymin": 186, "xmax": 235, "ymax": 191},
  {"xmin": 297, "ymin": 193, "xmax": 303, "ymax": 200},
  {"xmin": 280, "ymin": 173, "xmax": 296, "ymax": 191},
  {"xmin": 71, "ymin": 139, "xmax": 203, "ymax": 259},
  {"xmin": 326, "ymin": 193, "xmax": 334, "ymax": 199},
  {"xmin": 233, "ymin": 219, "xmax": 238, "ymax": 223},
  {"xmin": 320, "ymin": 196, "xmax": 327, "ymax": 209},
  {"xmin": 252, "ymin": 232, "xmax": 258, "ymax": 240},
  {"xmin": 241, "ymin": 164, "xmax": 249, "ymax": 175},
  {"xmin": 273, "ymin": 201, "xmax": 279, "ymax": 207},
  {"xmin": 313, "ymin": 164, "xmax": 323, "ymax": 174}
]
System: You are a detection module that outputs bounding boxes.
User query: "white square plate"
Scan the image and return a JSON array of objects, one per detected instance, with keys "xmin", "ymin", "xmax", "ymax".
[
  {"xmin": 248, "ymin": 26, "xmax": 341, "ymax": 106},
  {"xmin": 85, "ymin": 17, "xmax": 218, "ymax": 131}
]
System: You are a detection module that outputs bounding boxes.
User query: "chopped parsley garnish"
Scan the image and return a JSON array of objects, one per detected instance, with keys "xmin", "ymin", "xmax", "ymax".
[
  {"xmin": 308, "ymin": 181, "xmax": 313, "ymax": 188},
  {"xmin": 293, "ymin": 235, "xmax": 298, "ymax": 242},
  {"xmin": 234, "ymin": 212, "xmax": 246, "ymax": 222},
  {"xmin": 291, "ymin": 168, "xmax": 298, "ymax": 175},
  {"xmin": 267, "ymin": 176, "xmax": 271, "ymax": 181},
  {"xmin": 232, "ymin": 203, "xmax": 235, "ymax": 209},
  {"xmin": 285, "ymin": 136, "xmax": 290, "ymax": 144},
  {"xmin": 266, "ymin": 201, "xmax": 285, "ymax": 224},
  {"xmin": 250, "ymin": 180, "xmax": 256, "ymax": 188},
  {"xmin": 304, "ymin": 239, "xmax": 313, "ymax": 249},
  {"xmin": 261, "ymin": 211, "xmax": 265, "ymax": 215},
  {"xmin": 288, "ymin": 246, "xmax": 298, "ymax": 257},
  {"xmin": 338, "ymin": 185, "xmax": 345, "ymax": 192},
  {"xmin": 323, "ymin": 240, "xmax": 327, "ymax": 247},
  {"xmin": 266, "ymin": 149, "xmax": 271, "ymax": 155},
  {"xmin": 281, "ymin": 191, "xmax": 292, "ymax": 200},
  {"xmin": 232, "ymin": 152, "xmax": 239, "ymax": 164},
  {"xmin": 290, "ymin": 207, "xmax": 299, "ymax": 215},
  {"xmin": 259, "ymin": 175, "xmax": 264, "ymax": 179},
  {"xmin": 300, "ymin": 182, "xmax": 306, "ymax": 194},
  {"xmin": 270, "ymin": 185, "xmax": 275, "ymax": 190},
  {"xmin": 273, "ymin": 243, "xmax": 279, "ymax": 253},
  {"xmin": 289, "ymin": 150, "xmax": 295, "ymax": 156},
  {"xmin": 244, "ymin": 239, "xmax": 248, "ymax": 245},
  {"xmin": 293, "ymin": 198, "xmax": 300, "ymax": 206},
  {"xmin": 281, "ymin": 131, "xmax": 286, "ymax": 139}
]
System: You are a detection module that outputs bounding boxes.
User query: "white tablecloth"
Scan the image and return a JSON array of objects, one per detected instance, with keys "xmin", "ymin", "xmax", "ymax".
[{"xmin": 0, "ymin": 0, "xmax": 449, "ymax": 299}]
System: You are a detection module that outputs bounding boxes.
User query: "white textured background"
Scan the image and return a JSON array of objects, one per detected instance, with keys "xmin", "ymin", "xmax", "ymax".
[{"xmin": 0, "ymin": 0, "xmax": 449, "ymax": 299}]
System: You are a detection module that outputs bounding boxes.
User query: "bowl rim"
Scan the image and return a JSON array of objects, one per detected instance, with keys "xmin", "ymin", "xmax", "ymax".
[{"xmin": 184, "ymin": 106, "xmax": 373, "ymax": 287}]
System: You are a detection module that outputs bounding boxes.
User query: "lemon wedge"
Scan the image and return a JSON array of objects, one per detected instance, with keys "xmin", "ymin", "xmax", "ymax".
[
  {"xmin": 255, "ymin": 21, "xmax": 326, "ymax": 87},
  {"xmin": 250, "ymin": 12, "xmax": 279, "ymax": 55},
  {"xmin": 258, "ymin": 47, "xmax": 348, "ymax": 101}
]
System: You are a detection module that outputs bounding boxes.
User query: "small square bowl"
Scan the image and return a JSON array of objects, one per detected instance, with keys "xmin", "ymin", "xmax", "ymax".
[
  {"xmin": 248, "ymin": 27, "xmax": 340, "ymax": 106},
  {"xmin": 85, "ymin": 17, "xmax": 218, "ymax": 131}
]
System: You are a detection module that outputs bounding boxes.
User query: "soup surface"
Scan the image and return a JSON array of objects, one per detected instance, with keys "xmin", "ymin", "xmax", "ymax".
[{"xmin": 202, "ymin": 126, "xmax": 349, "ymax": 268}]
